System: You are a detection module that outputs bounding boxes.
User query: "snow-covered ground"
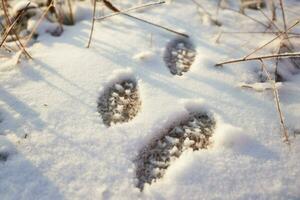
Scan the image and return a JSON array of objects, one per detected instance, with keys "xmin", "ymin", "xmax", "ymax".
[{"xmin": 1, "ymin": 0, "xmax": 300, "ymax": 199}]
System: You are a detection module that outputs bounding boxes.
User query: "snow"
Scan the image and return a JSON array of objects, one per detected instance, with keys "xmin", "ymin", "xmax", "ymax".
[
  {"xmin": 239, "ymin": 82, "xmax": 282, "ymax": 92},
  {"xmin": 1, "ymin": 0, "xmax": 300, "ymax": 199},
  {"xmin": 133, "ymin": 50, "xmax": 155, "ymax": 61},
  {"xmin": 12, "ymin": 1, "xmax": 38, "ymax": 15}
]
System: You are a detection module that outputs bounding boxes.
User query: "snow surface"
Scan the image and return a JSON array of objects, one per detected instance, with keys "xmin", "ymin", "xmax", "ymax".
[{"xmin": 1, "ymin": 0, "xmax": 300, "ymax": 199}]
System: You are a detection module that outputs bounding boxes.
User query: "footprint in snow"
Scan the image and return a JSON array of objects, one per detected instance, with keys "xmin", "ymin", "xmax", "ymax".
[
  {"xmin": 97, "ymin": 79, "xmax": 141, "ymax": 127},
  {"xmin": 164, "ymin": 37, "xmax": 196, "ymax": 76},
  {"xmin": 135, "ymin": 112, "xmax": 216, "ymax": 190},
  {"xmin": 0, "ymin": 135, "xmax": 16, "ymax": 163},
  {"xmin": 0, "ymin": 152, "xmax": 9, "ymax": 162}
]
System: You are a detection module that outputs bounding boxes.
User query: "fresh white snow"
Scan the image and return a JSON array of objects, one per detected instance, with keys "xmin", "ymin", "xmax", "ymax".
[{"xmin": 1, "ymin": 0, "xmax": 300, "ymax": 199}]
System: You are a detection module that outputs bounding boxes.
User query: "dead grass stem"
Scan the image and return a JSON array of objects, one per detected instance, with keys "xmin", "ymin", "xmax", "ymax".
[{"xmin": 260, "ymin": 59, "xmax": 290, "ymax": 145}]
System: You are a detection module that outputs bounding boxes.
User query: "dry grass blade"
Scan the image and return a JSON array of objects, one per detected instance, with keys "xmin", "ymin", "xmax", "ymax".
[
  {"xmin": 222, "ymin": 7, "xmax": 269, "ymax": 28},
  {"xmin": 2, "ymin": 44, "xmax": 13, "ymax": 53},
  {"xmin": 17, "ymin": 0, "xmax": 55, "ymax": 60},
  {"xmin": 1, "ymin": 0, "xmax": 32, "ymax": 59},
  {"xmin": 67, "ymin": 0, "xmax": 74, "ymax": 25},
  {"xmin": 123, "ymin": 14, "xmax": 189, "ymax": 38},
  {"xmin": 259, "ymin": 8, "xmax": 281, "ymax": 31},
  {"xmin": 220, "ymin": 31, "xmax": 300, "ymax": 35},
  {"xmin": 103, "ymin": 0, "xmax": 119, "ymax": 12},
  {"xmin": 215, "ymin": 52, "xmax": 300, "ymax": 66},
  {"xmin": 87, "ymin": 0, "xmax": 97, "ymax": 48},
  {"xmin": 52, "ymin": 2, "xmax": 64, "ymax": 31},
  {"xmin": 243, "ymin": 20, "xmax": 299, "ymax": 59},
  {"xmin": 190, "ymin": 0, "xmax": 211, "ymax": 16},
  {"xmin": 258, "ymin": 8, "xmax": 294, "ymax": 48},
  {"xmin": 279, "ymin": 0, "xmax": 287, "ymax": 32},
  {"xmin": 259, "ymin": 59, "xmax": 290, "ymax": 145},
  {"xmin": 102, "ymin": 0, "xmax": 189, "ymax": 38},
  {"xmin": 95, "ymin": 1, "xmax": 165, "ymax": 21},
  {"xmin": 0, "ymin": 2, "xmax": 30, "ymax": 48},
  {"xmin": 270, "ymin": 0, "xmax": 276, "ymax": 21}
]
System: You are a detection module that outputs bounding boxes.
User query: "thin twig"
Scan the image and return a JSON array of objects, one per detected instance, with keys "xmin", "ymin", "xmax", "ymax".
[
  {"xmin": 4, "ymin": 44, "xmax": 14, "ymax": 52},
  {"xmin": 215, "ymin": 52, "xmax": 300, "ymax": 66},
  {"xmin": 0, "ymin": 20, "xmax": 4, "ymax": 30},
  {"xmin": 190, "ymin": 0, "xmax": 211, "ymax": 16},
  {"xmin": 1, "ymin": 0, "xmax": 32, "ymax": 59},
  {"xmin": 258, "ymin": 8, "xmax": 293, "ymax": 48},
  {"xmin": 279, "ymin": 0, "xmax": 287, "ymax": 32},
  {"xmin": 102, "ymin": 0, "xmax": 188, "ymax": 38},
  {"xmin": 95, "ymin": 1, "xmax": 165, "ymax": 21},
  {"xmin": 222, "ymin": 7, "xmax": 269, "ymax": 28},
  {"xmin": 0, "ymin": 3, "xmax": 30, "ymax": 48},
  {"xmin": 1, "ymin": 2, "xmax": 22, "ymax": 52},
  {"xmin": 123, "ymin": 13, "xmax": 189, "ymax": 38},
  {"xmin": 288, "ymin": 35, "xmax": 300, "ymax": 39},
  {"xmin": 67, "ymin": 0, "xmax": 74, "ymax": 25},
  {"xmin": 259, "ymin": 59, "xmax": 290, "ymax": 144},
  {"xmin": 270, "ymin": 0, "xmax": 276, "ymax": 21},
  {"xmin": 52, "ymin": 1, "xmax": 64, "ymax": 31},
  {"xmin": 87, "ymin": 0, "xmax": 97, "ymax": 48},
  {"xmin": 16, "ymin": 1, "xmax": 55, "ymax": 60},
  {"xmin": 220, "ymin": 31, "xmax": 300, "ymax": 35},
  {"xmin": 243, "ymin": 20, "xmax": 299, "ymax": 59},
  {"xmin": 216, "ymin": 0, "xmax": 222, "ymax": 17},
  {"xmin": 259, "ymin": 9, "xmax": 281, "ymax": 31}
]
